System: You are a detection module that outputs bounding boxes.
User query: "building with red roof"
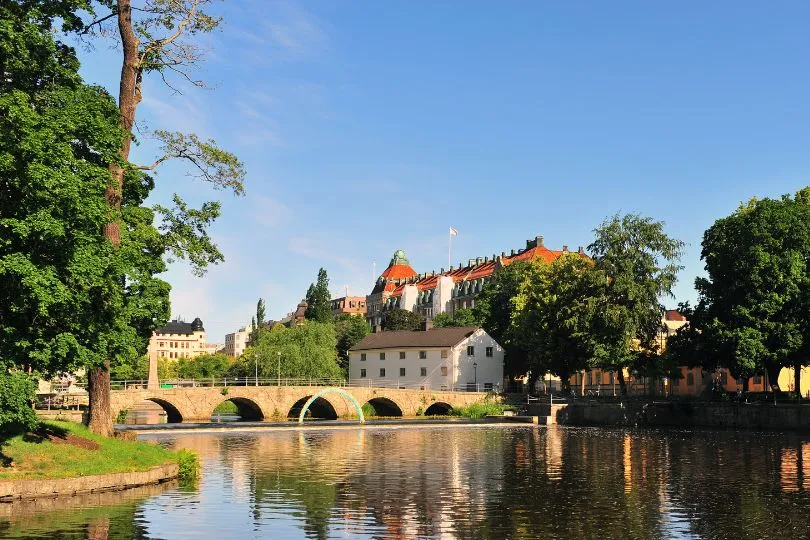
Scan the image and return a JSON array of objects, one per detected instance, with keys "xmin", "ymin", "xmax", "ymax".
[{"xmin": 366, "ymin": 236, "xmax": 584, "ymax": 327}]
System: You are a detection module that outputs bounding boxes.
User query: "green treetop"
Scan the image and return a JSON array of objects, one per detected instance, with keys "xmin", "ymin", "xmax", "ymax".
[{"xmin": 305, "ymin": 268, "xmax": 332, "ymax": 323}]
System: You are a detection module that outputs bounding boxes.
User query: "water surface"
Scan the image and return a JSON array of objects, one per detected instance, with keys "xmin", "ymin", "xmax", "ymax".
[{"xmin": 3, "ymin": 425, "xmax": 810, "ymax": 539}]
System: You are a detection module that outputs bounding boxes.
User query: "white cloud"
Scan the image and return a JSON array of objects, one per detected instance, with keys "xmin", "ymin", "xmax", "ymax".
[{"xmin": 253, "ymin": 194, "xmax": 292, "ymax": 227}]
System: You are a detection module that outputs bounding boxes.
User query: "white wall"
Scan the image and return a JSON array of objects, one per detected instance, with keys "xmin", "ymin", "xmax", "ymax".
[
  {"xmin": 401, "ymin": 284, "xmax": 418, "ymax": 313},
  {"xmin": 433, "ymin": 276, "xmax": 454, "ymax": 317},
  {"xmin": 451, "ymin": 330, "xmax": 504, "ymax": 391}
]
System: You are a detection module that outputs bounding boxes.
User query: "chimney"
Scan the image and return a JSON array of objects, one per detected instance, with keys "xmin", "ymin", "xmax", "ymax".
[
  {"xmin": 510, "ymin": 249, "xmax": 516, "ymax": 256},
  {"xmin": 563, "ymin": 245, "xmax": 569, "ymax": 253},
  {"xmin": 449, "ymin": 265, "xmax": 454, "ymax": 271},
  {"xmin": 501, "ymin": 251, "xmax": 506, "ymax": 258},
  {"xmin": 484, "ymin": 256, "xmax": 489, "ymax": 263},
  {"xmin": 578, "ymin": 246, "xmax": 585, "ymax": 255},
  {"xmin": 421, "ymin": 319, "xmax": 433, "ymax": 331},
  {"xmin": 536, "ymin": 235, "xmax": 544, "ymax": 247}
]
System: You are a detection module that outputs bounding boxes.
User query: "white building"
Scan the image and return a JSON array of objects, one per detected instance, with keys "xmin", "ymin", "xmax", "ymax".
[
  {"xmin": 348, "ymin": 326, "xmax": 504, "ymax": 391},
  {"xmin": 224, "ymin": 324, "xmax": 252, "ymax": 357}
]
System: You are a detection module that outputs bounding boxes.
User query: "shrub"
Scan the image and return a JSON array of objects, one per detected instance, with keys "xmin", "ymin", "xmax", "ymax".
[
  {"xmin": 361, "ymin": 403, "xmax": 376, "ymax": 418},
  {"xmin": 0, "ymin": 372, "xmax": 38, "ymax": 438},
  {"xmin": 450, "ymin": 401, "xmax": 514, "ymax": 419},
  {"xmin": 177, "ymin": 449, "xmax": 200, "ymax": 485}
]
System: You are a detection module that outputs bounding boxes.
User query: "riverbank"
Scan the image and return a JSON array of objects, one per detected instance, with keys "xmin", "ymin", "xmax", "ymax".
[
  {"xmin": 0, "ymin": 421, "xmax": 189, "ymax": 501},
  {"xmin": 554, "ymin": 400, "xmax": 810, "ymax": 431}
]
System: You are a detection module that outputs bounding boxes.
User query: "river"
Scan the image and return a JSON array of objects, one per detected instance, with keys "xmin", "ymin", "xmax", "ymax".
[{"xmin": 3, "ymin": 425, "xmax": 810, "ymax": 539}]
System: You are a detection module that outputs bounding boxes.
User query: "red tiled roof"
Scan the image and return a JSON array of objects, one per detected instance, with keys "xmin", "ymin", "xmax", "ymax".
[
  {"xmin": 379, "ymin": 263, "xmax": 417, "ymax": 281},
  {"xmin": 665, "ymin": 309, "xmax": 687, "ymax": 322}
]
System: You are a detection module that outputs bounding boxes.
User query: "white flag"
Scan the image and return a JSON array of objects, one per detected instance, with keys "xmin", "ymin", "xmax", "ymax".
[{"xmin": 449, "ymin": 227, "xmax": 458, "ymax": 236}]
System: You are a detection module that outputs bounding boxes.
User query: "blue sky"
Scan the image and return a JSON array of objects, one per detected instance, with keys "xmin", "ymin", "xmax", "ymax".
[{"xmin": 76, "ymin": 1, "xmax": 810, "ymax": 343}]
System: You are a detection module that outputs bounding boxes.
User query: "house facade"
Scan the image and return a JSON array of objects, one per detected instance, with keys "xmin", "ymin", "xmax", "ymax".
[
  {"xmin": 366, "ymin": 236, "xmax": 583, "ymax": 327},
  {"xmin": 331, "ymin": 296, "xmax": 367, "ymax": 317},
  {"xmin": 224, "ymin": 324, "xmax": 252, "ymax": 357},
  {"xmin": 348, "ymin": 326, "xmax": 504, "ymax": 391}
]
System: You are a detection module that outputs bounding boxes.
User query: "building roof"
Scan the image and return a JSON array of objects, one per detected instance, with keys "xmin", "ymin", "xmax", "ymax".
[
  {"xmin": 156, "ymin": 319, "xmax": 204, "ymax": 335},
  {"xmin": 349, "ymin": 327, "xmax": 479, "ymax": 351},
  {"xmin": 664, "ymin": 309, "xmax": 687, "ymax": 322}
]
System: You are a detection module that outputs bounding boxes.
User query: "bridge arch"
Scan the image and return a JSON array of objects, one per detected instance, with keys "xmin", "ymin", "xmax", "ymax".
[
  {"xmin": 363, "ymin": 397, "xmax": 403, "ymax": 417},
  {"xmin": 288, "ymin": 395, "xmax": 338, "ymax": 420},
  {"xmin": 212, "ymin": 397, "xmax": 264, "ymax": 421},
  {"xmin": 297, "ymin": 388, "xmax": 365, "ymax": 424},
  {"xmin": 424, "ymin": 402, "xmax": 453, "ymax": 416},
  {"xmin": 143, "ymin": 397, "xmax": 184, "ymax": 424}
]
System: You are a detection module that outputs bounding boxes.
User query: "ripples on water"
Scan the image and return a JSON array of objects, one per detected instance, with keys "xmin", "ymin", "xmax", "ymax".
[{"xmin": 3, "ymin": 426, "xmax": 810, "ymax": 539}]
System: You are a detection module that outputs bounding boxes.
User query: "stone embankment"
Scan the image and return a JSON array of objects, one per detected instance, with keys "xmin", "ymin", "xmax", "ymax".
[
  {"xmin": 550, "ymin": 401, "xmax": 810, "ymax": 431},
  {"xmin": 0, "ymin": 463, "xmax": 179, "ymax": 502}
]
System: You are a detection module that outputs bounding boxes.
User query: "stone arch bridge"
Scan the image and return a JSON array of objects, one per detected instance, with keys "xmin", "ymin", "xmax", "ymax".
[{"xmin": 110, "ymin": 385, "xmax": 489, "ymax": 423}]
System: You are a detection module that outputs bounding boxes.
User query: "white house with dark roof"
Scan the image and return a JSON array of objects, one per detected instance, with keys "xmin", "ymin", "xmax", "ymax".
[{"xmin": 348, "ymin": 326, "xmax": 504, "ymax": 391}]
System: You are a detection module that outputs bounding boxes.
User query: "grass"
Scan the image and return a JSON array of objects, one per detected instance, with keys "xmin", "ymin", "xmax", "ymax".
[
  {"xmin": 450, "ymin": 401, "xmax": 515, "ymax": 419},
  {"xmin": 0, "ymin": 421, "xmax": 185, "ymax": 481}
]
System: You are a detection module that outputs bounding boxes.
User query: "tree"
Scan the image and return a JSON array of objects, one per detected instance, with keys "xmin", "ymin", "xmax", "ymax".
[
  {"xmin": 0, "ymin": 373, "xmax": 38, "ymax": 438},
  {"xmin": 175, "ymin": 353, "xmax": 232, "ymax": 380},
  {"xmin": 237, "ymin": 323, "xmax": 343, "ymax": 381},
  {"xmin": 512, "ymin": 254, "xmax": 605, "ymax": 392},
  {"xmin": 334, "ymin": 314, "xmax": 369, "ymax": 371},
  {"xmin": 588, "ymin": 213, "xmax": 684, "ymax": 395},
  {"xmin": 76, "ymin": 1, "xmax": 246, "ymax": 435},
  {"xmin": 250, "ymin": 298, "xmax": 266, "ymax": 344},
  {"xmin": 695, "ymin": 190, "xmax": 810, "ymax": 395},
  {"xmin": 305, "ymin": 268, "xmax": 332, "ymax": 323},
  {"xmin": 432, "ymin": 308, "xmax": 480, "ymax": 328},
  {"xmin": 381, "ymin": 309, "xmax": 424, "ymax": 331},
  {"xmin": 473, "ymin": 261, "xmax": 531, "ymax": 380}
]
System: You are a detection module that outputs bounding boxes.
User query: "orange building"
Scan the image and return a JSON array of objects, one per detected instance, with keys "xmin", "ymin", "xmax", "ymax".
[{"xmin": 331, "ymin": 296, "xmax": 367, "ymax": 317}]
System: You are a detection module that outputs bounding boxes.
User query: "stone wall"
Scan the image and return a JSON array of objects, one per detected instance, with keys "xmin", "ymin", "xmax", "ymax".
[
  {"xmin": 0, "ymin": 463, "xmax": 179, "ymax": 502},
  {"xmin": 554, "ymin": 401, "xmax": 810, "ymax": 431}
]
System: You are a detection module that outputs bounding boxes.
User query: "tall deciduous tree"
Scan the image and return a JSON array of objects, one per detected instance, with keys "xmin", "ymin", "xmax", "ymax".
[
  {"xmin": 381, "ymin": 309, "xmax": 424, "ymax": 332},
  {"xmin": 305, "ymin": 268, "xmax": 332, "ymax": 323},
  {"xmin": 334, "ymin": 314, "xmax": 369, "ymax": 371},
  {"xmin": 473, "ymin": 261, "xmax": 531, "ymax": 380},
  {"xmin": 512, "ymin": 254, "xmax": 604, "ymax": 392},
  {"xmin": 588, "ymin": 213, "xmax": 684, "ymax": 395},
  {"xmin": 77, "ymin": 0, "xmax": 245, "ymax": 435},
  {"xmin": 250, "ymin": 298, "xmax": 266, "ymax": 344},
  {"xmin": 432, "ymin": 308, "xmax": 479, "ymax": 328},
  {"xmin": 695, "ymin": 190, "xmax": 810, "ymax": 395}
]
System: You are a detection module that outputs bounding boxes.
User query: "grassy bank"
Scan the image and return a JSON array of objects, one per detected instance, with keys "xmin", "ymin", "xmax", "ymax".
[
  {"xmin": 0, "ymin": 421, "xmax": 194, "ymax": 481},
  {"xmin": 450, "ymin": 401, "xmax": 515, "ymax": 419}
]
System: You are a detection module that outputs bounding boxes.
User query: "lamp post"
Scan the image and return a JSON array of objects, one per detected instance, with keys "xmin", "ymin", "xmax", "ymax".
[
  {"xmin": 473, "ymin": 362, "xmax": 478, "ymax": 390},
  {"xmin": 277, "ymin": 351, "xmax": 281, "ymax": 386}
]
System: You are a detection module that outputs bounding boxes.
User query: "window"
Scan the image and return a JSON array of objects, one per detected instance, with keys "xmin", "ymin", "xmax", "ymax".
[
  {"xmin": 380, "ymin": 368, "xmax": 386, "ymax": 377},
  {"xmin": 754, "ymin": 374, "xmax": 762, "ymax": 385},
  {"xmin": 419, "ymin": 351, "xmax": 427, "ymax": 359},
  {"xmin": 467, "ymin": 346, "xmax": 475, "ymax": 356},
  {"xmin": 159, "ymin": 341, "xmax": 165, "ymax": 347},
  {"xmin": 400, "ymin": 368, "xmax": 406, "ymax": 376},
  {"xmin": 360, "ymin": 369, "xmax": 367, "ymax": 378},
  {"xmin": 399, "ymin": 351, "xmax": 406, "ymax": 360},
  {"xmin": 420, "ymin": 367, "xmax": 427, "ymax": 376},
  {"xmin": 486, "ymin": 347, "xmax": 493, "ymax": 357},
  {"xmin": 484, "ymin": 383, "xmax": 493, "ymax": 391},
  {"xmin": 361, "ymin": 353, "xmax": 367, "ymax": 361},
  {"xmin": 687, "ymin": 372, "xmax": 694, "ymax": 386},
  {"xmin": 380, "ymin": 352, "xmax": 386, "ymax": 360},
  {"xmin": 441, "ymin": 350, "xmax": 448, "ymax": 359},
  {"xmin": 441, "ymin": 366, "xmax": 448, "ymax": 376}
]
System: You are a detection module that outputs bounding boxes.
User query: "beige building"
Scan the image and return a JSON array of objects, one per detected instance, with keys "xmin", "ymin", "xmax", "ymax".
[
  {"xmin": 349, "ymin": 325, "xmax": 504, "ymax": 391},
  {"xmin": 147, "ymin": 318, "xmax": 207, "ymax": 388},
  {"xmin": 331, "ymin": 296, "xmax": 367, "ymax": 317},
  {"xmin": 224, "ymin": 324, "xmax": 252, "ymax": 357}
]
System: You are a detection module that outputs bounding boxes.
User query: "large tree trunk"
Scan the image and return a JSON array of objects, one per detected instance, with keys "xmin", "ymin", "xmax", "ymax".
[
  {"xmin": 87, "ymin": 360, "xmax": 112, "ymax": 437},
  {"xmin": 617, "ymin": 368, "xmax": 628, "ymax": 396},
  {"xmin": 795, "ymin": 361, "xmax": 802, "ymax": 399},
  {"xmin": 765, "ymin": 363, "xmax": 781, "ymax": 393},
  {"xmin": 88, "ymin": 0, "xmax": 139, "ymax": 436}
]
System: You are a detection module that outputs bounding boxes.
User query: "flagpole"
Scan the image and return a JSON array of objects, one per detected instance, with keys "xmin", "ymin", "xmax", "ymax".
[{"xmin": 448, "ymin": 230, "xmax": 452, "ymax": 270}]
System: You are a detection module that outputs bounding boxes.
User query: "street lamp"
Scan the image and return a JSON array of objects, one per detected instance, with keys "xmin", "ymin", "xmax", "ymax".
[
  {"xmin": 277, "ymin": 351, "xmax": 281, "ymax": 386},
  {"xmin": 473, "ymin": 362, "xmax": 478, "ymax": 389}
]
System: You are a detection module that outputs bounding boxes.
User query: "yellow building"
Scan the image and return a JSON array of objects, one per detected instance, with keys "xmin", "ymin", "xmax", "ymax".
[{"xmin": 146, "ymin": 318, "xmax": 207, "ymax": 388}]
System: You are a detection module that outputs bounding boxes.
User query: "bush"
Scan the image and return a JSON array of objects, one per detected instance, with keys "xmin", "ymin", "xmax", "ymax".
[
  {"xmin": 177, "ymin": 449, "xmax": 200, "ymax": 485},
  {"xmin": 0, "ymin": 372, "xmax": 38, "ymax": 438},
  {"xmin": 450, "ymin": 401, "xmax": 514, "ymax": 419}
]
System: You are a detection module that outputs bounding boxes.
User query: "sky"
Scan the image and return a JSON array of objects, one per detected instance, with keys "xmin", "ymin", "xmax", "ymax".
[{"xmin": 75, "ymin": 0, "xmax": 810, "ymax": 343}]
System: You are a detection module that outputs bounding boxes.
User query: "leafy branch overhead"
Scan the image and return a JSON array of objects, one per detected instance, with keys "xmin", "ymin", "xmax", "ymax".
[
  {"xmin": 137, "ymin": 130, "xmax": 245, "ymax": 195},
  {"xmin": 153, "ymin": 194, "xmax": 224, "ymax": 276}
]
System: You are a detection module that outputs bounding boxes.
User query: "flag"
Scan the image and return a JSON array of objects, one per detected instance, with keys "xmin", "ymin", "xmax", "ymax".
[{"xmin": 449, "ymin": 227, "xmax": 458, "ymax": 236}]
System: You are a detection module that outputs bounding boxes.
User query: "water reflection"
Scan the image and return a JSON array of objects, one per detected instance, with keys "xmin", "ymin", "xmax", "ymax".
[{"xmin": 5, "ymin": 426, "xmax": 810, "ymax": 539}]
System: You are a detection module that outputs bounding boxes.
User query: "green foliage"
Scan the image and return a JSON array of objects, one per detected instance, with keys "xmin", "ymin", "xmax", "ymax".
[
  {"xmin": 588, "ymin": 213, "xmax": 684, "ymax": 394},
  {"xmin": 361, "ymin": 403, "xmax": 377, "ymax": 418},
  {"xmin": 449, "ymin": 401, "xmax": 512, "ymax": 419},
  {"xmin": 235, "ymin": 322, "xmax": 343, "ymax": 380},
  {"xmin": 250, "ymin": 298, "xmax": 267, "ymax": 344},
  {"xmin": 174, "ymin": 353, "xmax": 232, "ymax": 380},
  {"xmin": 115, "ymin": 409, "xmax": 129, "ymax": 424},
  {"xmin": 305, "ymin": 268, "xmax": 332, "ymax": 323},
  {"xmin": 513, "ymin": 254, "xmax": 605, "ymax": 390},
  {"xmin": 334, "ymin": 313, "xmax": 369, "ymax": 371},
  {"xmin": 381, "ymin": 308, "xmax": 424, "ymax": 331},
  {"xmin": 688, "ymin": 189, "xmax": 810, "ymax": 391},
  {"xmin": 432, "ymin": 308, "xmax": 480, "ymax": 328},
  {"xmin": 110, "ymin": 354, "xmax": 148, "ymax": 380},
  {"xmin": 213, "ymin": 401, "xmax": 238, "ymax": 414},
  {"xmin": 176, "ymin": 449, "xmax": 200, "ymax": 485},
  {"xmin": 474, "ymin": 261, "xmax": 531, "ymax": 377},
  {"xmin": 0, "ymin": 372, "xmax": 38, "ymax": 438}
]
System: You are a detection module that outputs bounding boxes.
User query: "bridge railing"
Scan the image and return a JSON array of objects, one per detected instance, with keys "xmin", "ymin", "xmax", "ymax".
[{"xmin": 97, "ymin": 378, "xmax": 494, "ymax": 393}]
